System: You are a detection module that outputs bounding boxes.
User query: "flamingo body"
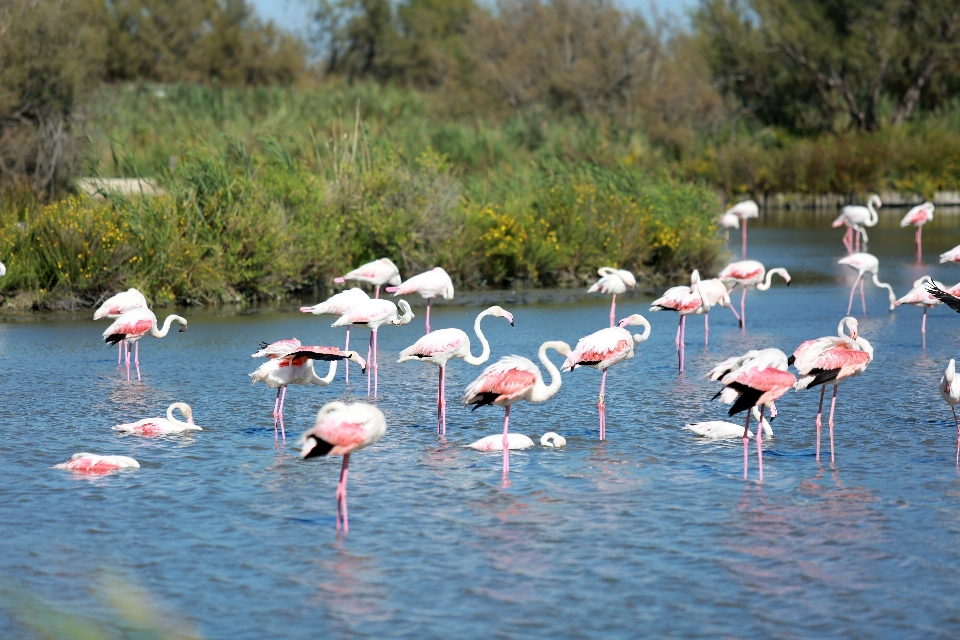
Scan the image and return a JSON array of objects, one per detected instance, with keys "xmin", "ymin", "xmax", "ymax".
[
  {"xmin": 114, "ymin": 402, "xmax": 201, "ymax": 436},
  {"xmin": 386, "ymin": 267, "xmax": 454, "ymax": 333},
  {"xmin": 901, "ymin": 202, "xmax": 935, "ymax": 262},
  {"xmin": 333, "ymin": 299, "xmax": 414, "ymax": 398},
  {"xmin": 940, "ymin": 359, "xmax": 960, "ymax": 464},
  {"xmin": 55, "ymin": 453, "xmax": 140, "ymax": 474},
  {"xmin": 467, "ymin": 433, "xmax": 535, "ymax": 451},
  {"xmin": 650, "ymin": 271, "xmax": 705, "ymax": 371},
  {"xmin": 832, "ymin": 195, "xmax": 880, "ymax": 253},
  {"xmin": 588, "ymin": 267, "xmax": 636, "ymax": 326},
  {"xmin": 940, "ymin": 245, "xmax": 960, "ymax": 265},
  {"xmin": 334, "ymin": 258, "xmax": 401, "ymax": 294},
  {"xmin": 837, "ymin": 253, "xmax": 896, "ymax": 314},
  {"xmin": 725, "ymin": 199, "xmax": 759, "ymax": 258},
  {"xmin": 685, "ymin": 406, "xmax": 771, "ymax": 439},
  {"xmin": 300, "ymin": 288, "xmax": 369, "ymax": 316},
  {"xmin": 94, "ymin": 288, "xmax": 147, "ymax": 319}
]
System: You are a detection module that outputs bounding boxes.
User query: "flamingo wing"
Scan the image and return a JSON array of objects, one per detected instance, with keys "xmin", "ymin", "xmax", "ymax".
[
  {"xmin": 251, "ymin": 338, "xmax": 301, "ymax": 358},
  {"xmin": 564, "ymin": 328, "xmax": 630, "ymax": 370},
  {"xmin": 399, "ymin": 329, "xmax": 466, "ymax": 359},
  {"xmin": 464, "ymin": 356, "xmax": 538, "ymax": 409},
  {"xmin": 724, "ymin": 367, "xmax": 796, "ymax": 416},
  {"xmin": 103, "ymin": 308, "xmax": 155, "ymax": 344},
  {"xmin": 288, "ymin": 345, "xmax": 352, "ymax": 361},
  {"xmin": 927, "ymin": 282, "xmax": 960, "ymax": 313}
]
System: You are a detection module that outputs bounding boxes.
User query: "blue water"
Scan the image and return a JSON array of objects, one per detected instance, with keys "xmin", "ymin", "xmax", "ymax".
[{"xmin": 3, "ymin": 208, "xmax": 960, "ymax": 638}]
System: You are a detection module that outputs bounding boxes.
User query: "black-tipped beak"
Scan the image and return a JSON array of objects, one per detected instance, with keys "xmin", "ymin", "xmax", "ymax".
[
  {"xmin": 180, "ymin": 326, "xmax": 187, "ymax": 332},
  {"xmin": 510, "ymin": 321, "xmax": 514, "ymax": 327},
  {"xmin": 769, "ymin": 413, "xmax": 777, "ymax": 422},
  {"xmin": 786, "ymin": 280, "xmax": 792, "ymax": 286}
]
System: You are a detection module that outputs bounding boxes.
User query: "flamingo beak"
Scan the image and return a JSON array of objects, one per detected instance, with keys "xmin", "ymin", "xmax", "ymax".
[
  {"xmin": 505, "ymin": 312, "xmax": 515, "ymax": 326},
  {"xmin": 179, "ymin": 326, "xmax": 187, "ymax": 332}
]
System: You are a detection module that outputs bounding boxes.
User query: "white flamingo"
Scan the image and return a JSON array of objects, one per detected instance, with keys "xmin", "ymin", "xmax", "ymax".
[
  {"xmin": 385, "ymin": 267, "xmax": 454, "ymax": 333},
  {"xmin": 333, "ymin": 299, "xmax": 414, "ymax": 398},
  {"xmin": 941, "ymin": 359, "xmax": 960, "ymax": 465},
  {"xmin": 718, "ymin": 260, "xmax": 791, "ymax": 329},
  {"xmin": 724, "ymin": 199, "xmax": 759, "ymax": 258},
  {"xmin": 587, "ymin": 267, "xmax": 636, "ymax": 326},
  {"xmin": 837, "ymin": 253, "xmax": 896, "ymax": 316},
  {"xmin": 832, "ymin": 195, "xmax": 880, "ymax": 254},
  {"xmin": 334, "ymin": 258, "xmax": 401, "ymax": 298},
  {"xmin": 94, "ymin": 288, "xmax": 148, "ymax": 364},
  {"xmin": 113, "ymin": 403, "xmax": 202, "ymax": 436}
]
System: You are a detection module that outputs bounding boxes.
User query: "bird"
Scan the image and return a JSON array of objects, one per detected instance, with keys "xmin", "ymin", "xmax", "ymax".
[
  {"xmin": 719, "ymin": 211, "xmax": 739, "ymax": 231},
  {"xmin": 587, "ymin": 267, "xmax": 636, "ymax": 327},
  {"xmin": 466, "ymin": 433, "xmax": 535, "ymax": 451},
  {"xmin": 462, "ymin": 340, "xmax": 571, "ymax": 485},
  {"xmin": 102, "ymin": 308, "xmax": 187, "ymax": 381},
  {"xmin": 940, "ymin": 244, "xmax": 960, "ymax": 265},
  {"xmin": 540, "ymin": 432, "xmax": 566, "ymax": 447},
  {"xmin": 832, "ymin": 195, "xmax": 880, "ymax": 254},
  {"xmin": 709, "ymin": 348, "xmax": 794, "ymax": 482},
  {"xmin": 250, "ymin": 343, "xmax": 367, "ymax": 439},
  {"xmin": 837, "ymin": 253, "xmax": 896, "ymax": 316},
  {"xmin": 895, "ymin": 276, "xmax": 944, "ymax": 339},
  {"xmin": 94, "ymin": 288, "xmax": 148, "ymax": 365},
  {"xmin": 941, "ymin": 359, "xmax": 960, "ymax": 465},
  {"xmin": 718, "ymin": 260, "xmax": 791, "ymax": 329},
  {"xmin": 684, "ymin": 406, "xmax": 772, "ymax": 439},
  {"xmin": 55, "ymin": 453, "xmax": 140, "ymax": 474},
  {"xmin": 724, "ymin": 199, "xmax": 759, "ymax": 258},
  {"xmin": 397, "ymin": 305, "xmax": 514, "ymax": 436},
  {"xmin": 385, "ymin": 267, "xmax": 454, "ymax": 333},
  {"xmin": 696, "ymin": 276, "xmax": 741, "ymax": 344},
  {"xmin": 790, "ymin": 316, "xmax": 873, "ymax": 463},
  {"xmin": 334, "ymin": 258, "xmax": 401, "ymax": 298},
  {"xmin": 0, "ymin": 260, "xmax": 5, "ymax": 277},
  {"xmin": 927, "ymin": 281, "xmax": 960, "ymax": 314},
  {"xmin": 650, "ymin": 271, "xmax": 705, "ymax": 373},
  {"xmin": 901, "ymin": 202, "xmax": 935, "ymax": 263},
  {"xmin": 332, "ymin": 298, "xmax": 414, "ymax": 398},
  {"xmin": 561, "ymin": 313, "xmax": 651, "ymax": 440},
  {"xmin": 113, "ymin": 403, "xmax": 202, "ymax": 436},
  {"xmin": 298, "ymin": 401, "xmax": 387, "ymax": 534},
  {"xmin": 300, "ymin": 287, "xmax": 370, "ymax": 382}
]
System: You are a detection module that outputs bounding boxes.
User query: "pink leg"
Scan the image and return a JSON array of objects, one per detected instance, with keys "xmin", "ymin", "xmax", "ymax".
[
  {"xmin": 917, "ymin": 226, "xmax": 923, "ymax": 263},
  {"xmin": 740, "ymin": 287, "xmax": 746, "ymax": 330},
  {"xmin": 842, "ymin": 227, "xmax": 852, "ymax": 254},
  {"xmin": 953, "ymin": 405, "xmax": 959, "ymax": 466},
  {"xmin": 373, "ymin": 330, "xmax": 379, "ymax": 399},
  {"xmin": 344, "ymin": 327, "xmax": 350, "ymax": 383},
  {"xmin": 437, "ymin": 366, "xmax": 443, "ymax": 435},
  {"xmin": 743, "ymin": 408, "xmax": 750, "ymax": 480},
  {"xmin": 426, "ymin": 298, "xmax": 432, "ymax": 334},
  {"xmin": 728, "ymin": 304, "xmax": 741, "ymax": 325},
  {"xmin": 598, "ymin": 369, "xmax": 607, "ymax": 440},
  {"xmin": 273, "ymin": 387, "xmax": 281, "ymax": 439},
  {"xmin": 854, "ymin": 229, "xmax": 860, "ymax": 253},
  {"xmin": 610, "ymin": 294, "xmax": 616, "ymax": 328},
  {"xmin": 922, "ymin": 308, "xmax": 927, "ymax": 335},
  {"xmin": 859, "ymin": 278, "xmax": 866, "ymax": 316},
  {"xmin": 374, "ymin": 285, "xmax": 380, "ymax": 299},
  {"xmin": 135, "ymin": 341, "xmax": 140, "ymax": 382},
  {"xmin": 502, "ymin": 405, "xmax": 511, "ymax": 485},
  {"xmin": 815, "ymin": 385, "xmax": 825, "ymax": 462},
  {"xmin": 124, "ymin": 343, "xmax": 131, "ymax": 382},
  {"xmin": 675, "ymin": 320, "xmax": 681, "ymax": 347},
  {"xmin": 756, "ymin": 405, "xmax": 764, "ymax": 484},
  {"xmin": 441, "ymin": 364, "xmax": 447, "ymax": 436},
  {"xmin": 846, "ymin": 273, "xmax": 863, "ymax": 315},
  {"xmin": 704, "ymin": 313, "xmax": 709, "ymax": 346},
  {"xmin": 828, "ymin": 385, "xmax": 838, "ymax": 463},
  {"xmin": 336, "ymin": 454, "xmax": 350, "ymax": 534},
  {"xmin": 367, "ymin": 331, "xmax": 373, "ymax": 398},
  {"xmin": 279, "ymin": 386, "xmax": 287, "ymax": 440},
  {"xmin": 681, "ymin": 316, "xmax": 686, "ymax": 372},
  {"xmin": 118, "ymin": 342, "xmax": 122, "ymax": 365},
  {"xmin": 742, "ymin": 217, "xmax": 747, "ymax": 259}
]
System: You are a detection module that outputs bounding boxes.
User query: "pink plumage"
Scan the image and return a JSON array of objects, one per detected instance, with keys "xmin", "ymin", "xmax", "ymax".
[
  {"xmin": 55, "ymin": 453, "xmax": 140, "ymax": 474},
  {"xmin": 93, "ymin": 288, "xmax": 147, "ymax": 320},
  {"xmin": 900, "ymin": 202, "xmax": 935, "ymax": 262},
  {"xmin": 466, "ymin": 359, "xmax": 538, "ymax": 405},
  {"xmin": 252, "ymin": 338, "xmax": 301, "ymax": 359}
]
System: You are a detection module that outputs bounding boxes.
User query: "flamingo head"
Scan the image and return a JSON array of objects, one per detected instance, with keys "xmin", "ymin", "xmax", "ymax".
[
  {"xmin": 839, "ymin": 316, "xmax": 859, "ymax": 340},
  {"xmin": 486, "ymin": 305, "xmax": 514, "ymax": 326},
  {"xmin": 768, "ymin": 402, "xmax": 778, "ymax": 422}
]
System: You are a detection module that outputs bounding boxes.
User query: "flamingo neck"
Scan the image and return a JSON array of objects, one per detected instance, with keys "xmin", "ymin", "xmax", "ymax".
[
  {"xmin": 151, "ymin": 314, "xmax": 186, "ymax": 338},
  {"xmin": 530, "ymin": 341, "xmax": 568, "ymax": 403},
  {"xmin": 626, "ymin": 318, "xmax": 651, "ymax": 343},
  {"xmin": 311, "ymin": 360, "xmax": 338, "ymax": 385},
  {"xmin": 463, "ymin": 309, "xmax": 493, "ymax": 366},
  {"xmin": 867, "ymin": 196, "xmax": 879, "ymax": 226},
  {"xmin": 871, "ymin": 274, "xmax": 897, "ymax": 310},
  {"xmin": 855, "ymin": 336, "xmax": 874, "ymax": 359},
  {"xmin": 756, "ymin": 268, "xmax": 784, "ymax": 291},
  {"xmin": 166, "ymin": 403, "xmax": 195, "ymax": 428}
]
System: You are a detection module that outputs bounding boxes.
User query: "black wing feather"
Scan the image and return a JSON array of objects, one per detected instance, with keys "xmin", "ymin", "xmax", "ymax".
[{"xmin": 927, "ymin": 282, "xmax": 960, "ymax": 313}]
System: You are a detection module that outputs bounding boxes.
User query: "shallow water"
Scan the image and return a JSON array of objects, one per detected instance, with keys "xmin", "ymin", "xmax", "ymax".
[{"xmin": 3, "ymin": 208, "xmax": 960, "ymax": 638}]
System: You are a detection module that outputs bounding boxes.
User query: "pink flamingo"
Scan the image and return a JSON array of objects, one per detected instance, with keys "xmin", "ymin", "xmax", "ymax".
[
  {"xmin": 837, "ymin": 253, "xmax": 896, "ymax": 316},
  {"xmin": 462, "ymin": 340, "xmax": 571, "ymax": 484},
  {"xmin": 561, "ymin": 314, "xmax": 651, "ymax": 440},
  {"xmin": 102, "ymin": 308, "xmax": 187, "ymax": 381},
  {"xmin": 709, "ymin": 348, "xmax": 794, "ymax": 482},
  {"xmin": 650, "ymin": 271, "xmax": 705, "ymax": 373},
  {"xmin": 724, "ymin": 199, "xmax": 759, "ymax": 258},
  {"xmin": 941, "ymin": 359, "xmax": 960, "ymax": 465},
  {"xmin": 587, "ymin": 267, "xmax": 636, "ymax": 326},
  {"xmin": 832, "ymin": 195, "xmax": 880, "ymax": 254},
  {"xmin": 895, "ymin": 276, "xmax": 944, "ymax": 339},
  {"xmin": 334, "ymin": 258, "xmax": 401, "ymax": 298},
  {"xmin": 790, "ymin": 316, "xmax": 873, "ymax": 463},
  {"xmin": 94, "ymin": 288, "xmax": 148, "ymax": 364},
  {"xmin": 113, "ymin": 403, "xmax": 202, "ymax": 436},
  {"xmin": 298, "ymin": 401, "xmax": 387, "ymax": 534},
  {"xmin": 718, "ymin": 260, "xmax": 790, "ymax": 329},
  {"xmin": 55, "ymin": 453, "xmax": 140, "ymax": 474},
  {"xmin": 333, "ymin": 299, "xmax": 414, "ymax": 398},
  {"xmin": 300, "ymin": 287, "xmax": 369, "ymax": 382},
  {"xmin": 940, "ymin": 244, "xmax": 960, "ymax": 264},
  {"xmin": 385, "ymin": 267, "xmax": 454, "ymax": 333},
  {"xmin": 250, "ymin": 343, "xmax": 366, "ymax": 439},
  {"xmin": 696, "ymin": 276, "xmax": 741, "ymax": 344},
  {"xmin": 398, "ymin": 305, "xmax": 514, "ymax": 435},
  {"xmin": 901, "ymin": 202, "xmax": 935, "ymax": 262}
]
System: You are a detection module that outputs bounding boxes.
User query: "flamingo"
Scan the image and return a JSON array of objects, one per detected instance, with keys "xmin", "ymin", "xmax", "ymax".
[
  {"xmin": 300, "ymin": 287, "xmax": 370, "ymax": 382},
  {"xmin": 102, "ymin": 308, "xmax": 187, "ymax": 381},
  {"xmin": 540, "ymin": 432, "xmax": 566, "ymax": 447},
  {"xmin": 333, "ymin": 299, "xmax": 414, "ymax": 398},
  {"xmin": 718, "ymin": 260, "xmax": 791, "ymax": 329},
  {"xmin": 895, "ymin": 276, "xmax": 944, "ymax": 338},
  {"xmin": 587, "ymin": 267, "xmax": 636, "ymax": 326},
  {"xmin": 709, "ymin": 348, "xmax": 794, "ymax": 482},
  {"xmin": 684, "ymin": 406, "xmax": 772, "ymax": 439},
  {"xmin": 790, "ymin": 316, "xmax": 873, "ymax": 463},
  {"xmin": 298, "ymin": 401, "xmax": 387, "ymax": 534},
  {"xmin": 94, "ymin": 288, "xmax": 148, "ymax": 364},
  {"xmin": 837, "ymin": 253, "xmax": 896, "ymax": 316},
  {"xmin": 650, "ymin": 271, "xmax": 705, "ymax": 373},
  {"xmin": 696, "ymin": 276, "xmax": 741, "ymax": 344},
  {"xmin": 397, "ymin": 305, "xmax": 514, "ymax": 435},
  {"xmin": 334, "ymin": 258, "xmax": 401, "ymax": 298},
  {"xmin": 561, "ymin": 314, "xmax": 651, "ymax": 439},
  {"xmin": 940, "ymin": 359, "xmax": 960, "ymax": 465},
  {"xmin": 724, "ymin": 199, "xmax": 759, "ymax": 258},
  {"xmin": 113, "ymin": 403, "xmax": 202, "ymax": 436},
  {"xmin": 385, "ymin": 267, "xmax": 454, "ymax": 333},
  {"xmin": 719, "ymin": 211, "xmax": 739, "ymax": 231},
  {"xmin": 55, "ymin": 453, "xmax": 140, "ymax": 474},
  {"xmin": 462, "ymin": 340, "xmax": 571, "ymax": 484},
  {"xmin": 832, "ymin": 195, "xmax": 880, "ymax": 254},
  {"xmin": 0, "ymin": 261, "xmax": 5, "ymax": 277},
  {"xmin": 250, "ymin": 344, "xmax": 366, "ymax": 439},
  {"xmin": 466, "ymin": 433, "xmax": 535, "ymax": 450},
  {"xmin": 940, "ymin": 245, "xmax": 960, "ymax": 265},
  {"xmin": 901, "ymin": 202, "xmax": 935, "ymax": 262}
]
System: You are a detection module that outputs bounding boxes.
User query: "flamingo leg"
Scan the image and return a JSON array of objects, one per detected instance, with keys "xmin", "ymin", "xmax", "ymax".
[
  {"xmin": 502, "ymin": 405, "xmax": 511, "ymax": 485},
  {"xmin": 859, "ymin": 278, "xmax": 866, "ymax": 316},
  {"xmin": 426, "ymin": 298, "xmax": 432, "ymax": 334},
  {"xmin": 828, "ymin": 385, "xmax": 838, "ymax": 463},
  {"xmin": 952, "ymin": 405, "xmax": 959, "ymax": 466},
  {"xmin": 374, "ymin": 285, "xmax": 380, "ymax": 299},
  {"xmin": 441, "ymin": 364, "xmax": 447, "ymax": 436},
  {"xmin": 740, "ymin": 287, "xmax": 746, "ymax": 329},
  {"xmin": 675, "ymin": 319, "xmax": 681, "ymax": 347},
  {"xmin": 373, "ymin": 329, "xmax": 379, "ymax": 399},
  {"xmin": 117, "ymin": 342, "xmax": 122, "ymax": 365},
  {"xmin": 124, "ymin": 343, "xmax": 131, "ymax": 382},
  {"xmin": 279, "ymin": 386, "xmax": 287, "ymax": 440},
  {"xmin": 842, "ymin": 227, "xmax": 852, "ymax": 254},
  {"xmin": 367, "ymin": 330, "xmax": 373, "ymax": 398},
  {"xmin": 679, "ymin": 316, "xmax": 686, "ymax": 373},
  {"xmin": 816, "ymin": 384, "xmax": 825, "ymax": 462},
  {"xmin": 437, "ymin": 366, "xmax": 443, "ymax": 435},
  {"xmin": 743, "ymin": 408, "xmax": 750, "ymax": 480},
  {"xmin": 742, "ymin": 217, "xmax": 747, "ymax": 259},
  {"xmin": 273, "ymin": 387, "xmax": 281, "ymax": 439},
  {"xmin": 135, "ymin": 341, "xmax": 140, "ymax": 382},
  {"xmin": 855, "ymin": 228, "xmax": 860, "ymax": 253},
  {"xmin": 610, "ymin": 293, "xmax": 616, "ymax": 328},
  {"xmin": 922, "ymin": 308, "xmax": 927, "ymax": 335},
  {"xmin": 756, "ymin": 405, "xmax": 764, "ymax": 484},
  {"xmin": 344, "ymin": 327, "xmax": 350, "ymax": 383},
  {"xmin": 598, "ymin": 368, "xmax": 607, "ymax": 440},
  {"xmin": 336, "ymin": 453, "xmax": 350, "ymax": 534},
  {"xmin": 917, "ymin": 226, "xmax": 923, "ymax": 263},
  {"xmin": 846, "ymin": 272, "xmax": 863, "ymax": 315},
  {"xmin": 704, "ymin": 312, "xmax": 709, "ymax": 347}
]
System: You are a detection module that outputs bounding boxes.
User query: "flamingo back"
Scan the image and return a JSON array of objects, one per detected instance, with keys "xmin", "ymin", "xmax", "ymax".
[
  {"xmin": 463, "ymin": 355, "xmax": 539, "ymax": 408},
  {"xmin": 103, "ymin": 308, "xmax": 156, "ymax": 343},
  {"xmin": 252, "ymin": 338, "xmax": 301, "ymax": 358},
  {"xmin": 563, "ymin": 327, "xmax": 632, "ymax": 371}
]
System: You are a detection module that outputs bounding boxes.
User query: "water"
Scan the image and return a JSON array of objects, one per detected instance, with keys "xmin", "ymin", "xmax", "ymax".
[{"xmin": 3, "ymin": 208, "xmax": 960, "ymax": 638}]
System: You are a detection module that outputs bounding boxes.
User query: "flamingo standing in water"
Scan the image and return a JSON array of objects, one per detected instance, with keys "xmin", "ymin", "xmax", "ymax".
[
  {"xmin": 94, "ymin": 288, "xmax": 148, "ymax": 364},
  {"xmin": 832, "ymin": 195, "xmax": 880, "ymax": 254},
  {"xmin": 724, "ymin": 200, "xmax": 759, "ymax": 258},
  {"xmin": 587, "ymin": 267, "xmax": 636, "ymax": 326},
  {"xmin": 385, "ymin": 267, "xmax": 454, "ymax": 333},
  {"xmin": 113, "ymin": 403, "xmax": 202, "ymax": 436},
  {"xmin": 940, "ymin": 359, "xmax": 960, "ymax": 465},
  {"xmin": 837, "ymin": 253, "xmax": 896, "ymax": 316},
  {"xmin": 561, "ymin": 314, "xmax": 651, "ymax": 440},
  {"xmin": 895, "ymin": 276, "xmax": 944, "ymax": 340},
  {"xmin": 55, "ymin": 453, "xmax": 140, "ymax": 474},
  {"xmin": 790, "ymin": 316, "xmax": 873, "ymax": 463},
  {"xmin": 463, "ymin": 340, "xmax": 571, "ymax": 485},
  {"xmin": 333, "ymin": 299, "xmax": 414, "ymax": 398},
  {"xmin": 398, "ymin": 305, "xmax": 514, "ymax": 435},
  {"xmin": 298, "ymin": 401, "xmax": 387, "ymax": 534},
  {"xmin": 102, "ymin": 308, "xmax": 187, "ymax": 381},
  {"xmin": 334, "ymin": 258, "xmax": 401, "ymax": 298},
  {"xmin": 650, "ymin": 271, "xmax": 705, "ymax": 373},
  {"xmin": 901, "ymin": 202, "xmax": 935, "ymax": 262},
  {"xmin": 696, "ymin": 276, "xmax": 741, "ymax": 344},
  {"xmin": 718, "ymin": 260, "xmax": 791, "ymax": 329},
  {"xmin": 301, "ymin": 287, "xmax": 369, "ymax": 382},
  {"xmin": 708, "ymin": 348, "xmax": 794, "ymax": 483}
]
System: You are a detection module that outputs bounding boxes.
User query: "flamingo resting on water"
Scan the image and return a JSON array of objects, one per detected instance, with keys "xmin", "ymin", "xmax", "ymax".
[
  {"xmin": 298, "ymin": 401, "xmax": 387, "ymax": 534},
  {"xmin": 463, "ymin": 340, "xmax": 571, "ymax": 485},
  {"xmin": 55, "ymin": 453, "xmax": 140, "ymax": 474},
  {"xmin": 684, "ymin": 406, "xmax": 772, "ymax": 439},
  {"xmin": 102, "ymin": 308, "xmax": 187, "ymax": 381},
  {"xmin": 790, "ymin": 316, "xmax": 873, "ymax": 463},
  {"xmin": 467, "ymin": 433, "xmax": 535, "ymax": 450},
  {"xmin": 385, "ymin": 267, "xmax": 454, "ymax": 333},
  {"xmin": 832, "ymin": 195, "xmax": 880, "ymax": 254},
  {"xmin": 587, "ymin": 267, "xmax": 636, "ymax": 327},
  {"xmin": 650, "ymin": 271, "xmax": 705, "ymax": 373},
  {"xmin": 718, "ymin": 260, "xmax": 791, "ymax": 329},
  {"xmin": 113, "ymin": 403, "xmax": 202, "ymax": 436},
  {"xmin": 895, "ymin": 276, "xmax": 944, "ymax": 339},
  {"xmin": 901, "ymin": 202, "xmax": 935, "ymax": 263},
  {"xmin": 334, "ymin": 258, "xmax": 401, "ymax": 298},
  {"xmin": 397, "ymin": 305, "xmax": 514, "ymax": 436},
  {"xmin": 837, "ymin": 253, "xmax": 896, "ymax": 316},
  {"xmin": 940, "ymin": 359, "xmax": 960, "ymax": 465},
  {"xmin": 333, "ymin": 299, "xmax": 414, "ymax": 398},
  {"xmin": 724, "ymin": 199, "xmax": 759, "ymax": 258},
  {"xmin": 561, "ymin": 314, "xmax": 651, "ymax": 440},
  {"xmin": 300, "ymin": 287, "xmax": 369, "ymax": 383},
  {"xmin": 94, "ymin": 288, "xmax": 148, "ymax": 365}
]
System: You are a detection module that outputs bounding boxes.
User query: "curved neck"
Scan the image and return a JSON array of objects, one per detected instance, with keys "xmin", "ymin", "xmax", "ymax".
[
  {"xmin": 756, "ymin": 268, "xmax": 784, "ymax": 291},
  {"xmin": 312, "ymin": 360, "xmax": 338, "ymax": 385},
  {"xmin": 855, "ymin": 336, "xmax": 875, "ymax": 359},
  {"xmin": 166, "ymin": 403, "xmax": 193, "ymax": 427},
  {"xmin": 531, "ymin": 341, "xmax": 567, "ymax": 403},
  {"xmin": 151, "ymin": 314, "xmax": 186, "ymax": 338},
  {"xmin": 463, "ymin": 309, "xmax": 493, "ymax": 366},
  {"xmin": 630, "ymin": 318, "xmax": 651, "ymax": 343},
  {"xmin": 871, "ymin": 274, "xmax": 897, "ymax": 310},
  {"xmin": 948, "ymin": 360, "xmax": 956, "ymax": 383},
  {"xmin": 867, "ymin": 197, "xmax": 879, "ymax": 225}
]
